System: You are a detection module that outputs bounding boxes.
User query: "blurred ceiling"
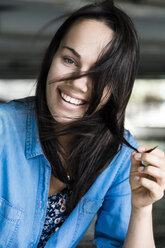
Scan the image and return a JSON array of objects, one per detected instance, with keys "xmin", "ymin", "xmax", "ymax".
[{"xmin": 0, "ymin": 0, "xmax": 165, "ymax": 79}]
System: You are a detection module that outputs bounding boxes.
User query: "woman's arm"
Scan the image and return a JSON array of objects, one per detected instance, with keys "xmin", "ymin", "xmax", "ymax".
[
  {"xmin": 123, "ymin": 146, "xmax": 165, "ymax": 248},
  {"xmin": 123, "ymin": 205, "xmax": 154, "ymax": 248}
]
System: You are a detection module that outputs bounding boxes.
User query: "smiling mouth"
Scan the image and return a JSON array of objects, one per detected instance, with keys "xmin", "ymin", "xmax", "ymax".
[{"xmin": 59, "ymin": 89, "xmax": 87, "ymax": 106}]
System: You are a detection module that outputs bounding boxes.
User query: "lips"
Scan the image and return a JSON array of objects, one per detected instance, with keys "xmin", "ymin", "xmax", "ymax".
[{"xmin": 58, "ymin": 89, "xmax": 87, "ymax": 106}]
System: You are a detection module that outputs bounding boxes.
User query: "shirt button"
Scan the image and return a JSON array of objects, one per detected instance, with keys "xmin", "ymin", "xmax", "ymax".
[{"xmin": 40, "ymin": 201, "xmax": 42, "ymax": 208}]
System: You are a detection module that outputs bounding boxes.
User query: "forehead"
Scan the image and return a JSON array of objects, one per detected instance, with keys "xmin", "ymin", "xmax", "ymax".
[{"xmin": 60, "ymin": 19, "xmax": 114, "ymax": 65}]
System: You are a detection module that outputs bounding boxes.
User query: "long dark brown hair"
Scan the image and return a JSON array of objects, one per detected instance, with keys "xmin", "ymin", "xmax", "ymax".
[{"xmin": 35, "ymin": 0, "xmax": 139, "ymax": 214}]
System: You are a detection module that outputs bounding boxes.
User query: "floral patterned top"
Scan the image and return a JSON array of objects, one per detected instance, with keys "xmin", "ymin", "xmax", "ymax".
[{"xmin": 37, "ymin": 187, "xmax": 70, "ymax": 248}]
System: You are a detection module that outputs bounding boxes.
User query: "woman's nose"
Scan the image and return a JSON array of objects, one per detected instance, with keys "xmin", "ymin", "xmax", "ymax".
[{"xmin": 71, "ymin": 76, "xmax": 90, "ymax": 93}]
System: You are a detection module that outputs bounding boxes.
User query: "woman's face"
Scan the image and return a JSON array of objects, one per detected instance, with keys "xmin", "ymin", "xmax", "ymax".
[{"xmin": 46, "ymin": 19, "xmax": 114, "ymax": 123}]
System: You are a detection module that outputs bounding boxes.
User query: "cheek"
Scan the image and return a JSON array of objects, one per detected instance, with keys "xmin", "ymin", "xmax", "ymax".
[
  {"xmin": 46, "ymin": 61, "xmax": 63, "ymax": 99},
  {"xmin": 47, "ymin": 64, "xmax": 62, "ymax": 82},
  {"xmin": 46, "ymin": 81, "xmax": 58, "ymax": 104},
  {"xmin": 47, "ymin": 57, "xmax": 73, "ymax": 83}
]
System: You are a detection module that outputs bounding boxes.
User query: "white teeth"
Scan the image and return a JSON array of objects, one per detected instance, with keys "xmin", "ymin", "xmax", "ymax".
[{"xmin": 60, "ymin": 91, "xmax": 84, "ymax": 105}]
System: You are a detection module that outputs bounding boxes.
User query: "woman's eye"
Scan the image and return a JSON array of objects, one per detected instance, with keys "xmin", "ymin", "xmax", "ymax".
[{"xmin": 63, "ymin": 57, "xmax": 75, "ymax": 65}]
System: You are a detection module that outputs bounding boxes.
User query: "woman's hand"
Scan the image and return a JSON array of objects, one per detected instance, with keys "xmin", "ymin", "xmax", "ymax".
[{"xmin": 130, "ymin": 145, "xmax": 165, "ymax": 209}]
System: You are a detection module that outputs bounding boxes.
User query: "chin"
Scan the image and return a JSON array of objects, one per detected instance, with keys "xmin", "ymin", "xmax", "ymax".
[
  {"xmin": 48, "ymin": 106, "xmax": 84, "ymax": 124},
  {"xmin": 54, "ymin": 117, "xmax": 74, "ymax": 124},
  {"xmin": 51, "ymin": 113, "xmax": 77, "ymax": 124}
]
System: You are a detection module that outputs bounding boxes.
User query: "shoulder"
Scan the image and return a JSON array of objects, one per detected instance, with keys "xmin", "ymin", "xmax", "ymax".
[
  {"xmin": 124, "ymin": 129, "xmax": 137, "ymax": 147},
  {"xmin": 117, "ymin": 129, "xmax": 137, "ymax": 167},
  {"xmin": 116, "ymin": 129, "xmax": 137, "ymax": 163},
  {"xmin": 0, "ymin": 96, "xmax": 35, "ymax": 120},
  {"xmin": 108, "ymin": 129, "xmax": 137, "ymax": 186},
  {"xmin": 92, "ymin": 129, "xmax": 137, "ymax": 198},
  {"xmin": 0, "ymin": 96, "xmax": 35, "ymax": 135},
  {"xmin": 0, "ymin": 96, "xmax": 35, "ymax": 114},
  {"xmin": 102, "ymin": 129, "xmax": 137, "ymax": 188}
]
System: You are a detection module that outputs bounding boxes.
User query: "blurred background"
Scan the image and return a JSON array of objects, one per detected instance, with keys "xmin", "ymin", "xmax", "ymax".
[{"xmin": 0, "ymin": 0, "xmax": 165, "ymax": 247}]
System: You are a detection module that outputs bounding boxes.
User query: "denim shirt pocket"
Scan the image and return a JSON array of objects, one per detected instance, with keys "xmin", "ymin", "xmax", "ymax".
[
  {"xmin": 0, "ymin": 197, "xmax": 24, "ymax": 247},
  {"xmin": 80, "ymin": 198, "xmax": 103, "ymax": 215},
  {"xmin": 70, "ymin": 198, "xmax": 103, "ymax": 247}
]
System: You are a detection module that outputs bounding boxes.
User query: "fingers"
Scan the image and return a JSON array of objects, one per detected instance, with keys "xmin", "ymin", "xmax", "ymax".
[
  {"xmin": 135, "ymin": 152, "xmax": 165, "ymax": 169},
  {"xmin": 131, "ymin": 150, "xmax": 141, "ymax": 168},
  {"xmin": 130, "ymin": 145, "xmax": 165, "ymax": 207},
  {"xmin": 138, "ymin": 145, "xmax": 165, "ymax": 159},
  {"xmin": 131, "ymin": 144, "xmax": 165, "ymax": 187},
  {"xmin": 132, "ymin": 145, "xmax": 165, "ymax": 169},
  {"xmin": 138, "ymin": 165, "xmax": 165, "ymax": 187},
  {"xmin": 134, "ymin": 176, "xmax": 164, "ymax": 201}
]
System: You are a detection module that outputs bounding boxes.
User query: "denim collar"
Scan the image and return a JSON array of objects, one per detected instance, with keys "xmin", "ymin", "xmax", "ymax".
[{"xmin": 25, "ymin": 97, "xmax": 43, "ymax": 159}]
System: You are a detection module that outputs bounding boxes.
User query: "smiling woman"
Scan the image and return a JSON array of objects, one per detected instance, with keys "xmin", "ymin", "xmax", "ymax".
[
  {"xmin": 46, "ymin": 19, "xmax": 113, "ymax": 123},
  {"xmin": 0, "ymin": 0, "xmax": 165, "ymax": 248}
]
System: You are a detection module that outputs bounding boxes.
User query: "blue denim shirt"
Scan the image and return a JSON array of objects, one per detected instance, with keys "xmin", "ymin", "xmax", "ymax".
[{"xmin": 0, "ymin": 97, "xmax": 137, "ymax": 248}]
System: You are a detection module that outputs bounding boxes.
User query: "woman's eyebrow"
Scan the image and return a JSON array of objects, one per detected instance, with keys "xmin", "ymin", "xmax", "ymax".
[{"xmin": 62, "ymin": 46, "xmax": 81, "ymax": 59}]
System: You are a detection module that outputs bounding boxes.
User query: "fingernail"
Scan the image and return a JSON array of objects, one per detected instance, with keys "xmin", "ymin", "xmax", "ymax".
[
  {"xmin": 134, "ymin": 153, "xmax": 142, "ymax": 160},
  {"xmin": 138, "ymin": 146, "xmax": 145, "ymax": 152},
  {"xmin": 134, "ymin": 176, "xmax": 140, "ymax": 182},
  {"xmin": 138, "ymin": 166, "xmax": 144, "ymax": 172},
  {"xmin": 132, "ymin": 151, "xmax": 136, "ymax": 156}
]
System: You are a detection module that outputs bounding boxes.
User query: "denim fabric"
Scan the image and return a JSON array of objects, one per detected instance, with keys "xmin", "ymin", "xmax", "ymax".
[{"xmin": 0, "ymin": 97, "xmax": 137, "ymax": 248}]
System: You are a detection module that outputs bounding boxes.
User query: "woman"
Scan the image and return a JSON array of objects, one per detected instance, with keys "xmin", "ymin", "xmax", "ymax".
[{"xmin": 0, "ymin": 0, "xmax": 165, "ymax": 247}]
